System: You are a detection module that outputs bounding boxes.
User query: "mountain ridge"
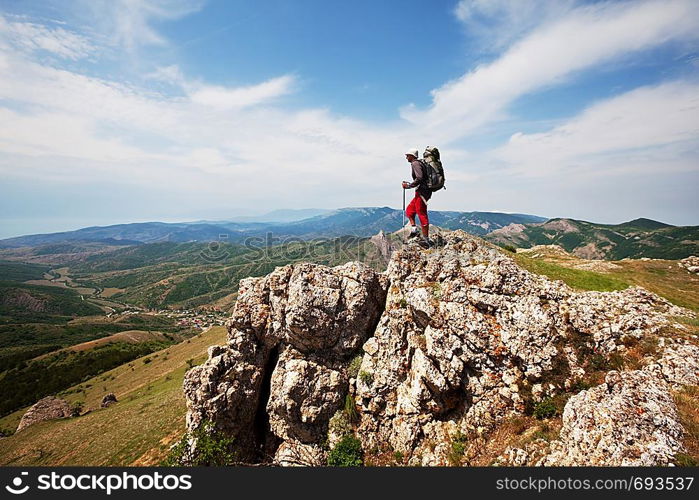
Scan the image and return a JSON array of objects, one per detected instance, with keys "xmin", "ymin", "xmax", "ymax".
[
  {"xmin": 486, "ymin": 217, "xmax": 699, "ymax": 260},
  {"xmin": 0, "ymin": 208, "xmax": 547, "ymax": 248}
]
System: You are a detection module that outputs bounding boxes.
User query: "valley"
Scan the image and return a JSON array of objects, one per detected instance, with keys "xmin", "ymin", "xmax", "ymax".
[{"xmin": 0, "ymin": 211, "xmax": 697, "ymax": 466}]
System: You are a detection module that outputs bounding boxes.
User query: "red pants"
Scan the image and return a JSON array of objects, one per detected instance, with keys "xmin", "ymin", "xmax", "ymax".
[{"xmin": 406, "ymin": 193, "xmax": 429, "ymax": 226}]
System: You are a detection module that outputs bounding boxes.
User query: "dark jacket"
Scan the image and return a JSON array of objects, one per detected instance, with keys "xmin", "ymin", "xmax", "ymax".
[{"xmin": 407, "ymin": 160, "xmax": 432, "ymax": 201}]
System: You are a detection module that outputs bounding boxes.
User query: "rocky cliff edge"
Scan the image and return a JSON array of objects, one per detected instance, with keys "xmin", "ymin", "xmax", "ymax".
[{"xmin": 183, "ymin": 230, "xmax": 698, "ymax": 466}]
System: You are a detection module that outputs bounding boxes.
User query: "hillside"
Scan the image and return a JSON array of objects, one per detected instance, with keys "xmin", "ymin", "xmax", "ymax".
[
  {"xmin": 0, "ymin": 280, "xmax": 103, "ymax": 322},
  {"xmin": 29, "ymin": 236, "xmax": 387, "ymax": 311},
  {"xmin": 0, "ymin": 326, "xmax": 227, "ymax": 465},
  {"xmin": 486, "ymin": 217, "xmax": 699, "ymax": 260},
  {"xmin": 513, "ymin": 245, "xmax": 699, "ymax": 312}
]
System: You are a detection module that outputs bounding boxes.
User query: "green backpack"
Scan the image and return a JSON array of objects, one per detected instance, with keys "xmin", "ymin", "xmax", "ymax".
[{"xmin": 421, "ymin": 146, "xmax": 445, "ymax": 192}]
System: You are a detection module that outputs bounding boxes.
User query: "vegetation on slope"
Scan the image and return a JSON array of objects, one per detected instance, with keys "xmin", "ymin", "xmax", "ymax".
[
  {"xmin": 0, "ymin": 326, "xmax": 227, "ymax": 465},
  {"xmin": 0, "ymin": 260, "xmax": 51, "ymax": 281},
  {"xmin": 0, "ymin": 339, "xmax": 178, "ymax": 417},
  {"xmin": 0, "ymin": 280, "xmax": 103, "ymax": 323}
]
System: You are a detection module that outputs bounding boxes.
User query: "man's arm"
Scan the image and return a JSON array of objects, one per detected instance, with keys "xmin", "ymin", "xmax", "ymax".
[{"xmin": 406, "ymin": 160, "xmax": 424, "ymax": 189}]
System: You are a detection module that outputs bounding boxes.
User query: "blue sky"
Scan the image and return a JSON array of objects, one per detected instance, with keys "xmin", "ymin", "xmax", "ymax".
[{"xmin": 0, "ymin": 0, "xmax": 698, "ymax": 238}]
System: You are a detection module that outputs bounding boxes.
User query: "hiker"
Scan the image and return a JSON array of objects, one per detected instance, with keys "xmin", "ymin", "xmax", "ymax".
[{"xmin": 402, "ymin": 148, "xmax": 432, "ymax": 247}]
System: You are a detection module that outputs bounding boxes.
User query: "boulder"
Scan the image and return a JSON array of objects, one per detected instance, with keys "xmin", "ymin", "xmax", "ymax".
[
  {"xmin": 17, "ymin": 396, "xmax": 73, "ymax": 432},
  {"xmin": 101, "ymin": 393, "xmax": 118, "ymax": 408}
]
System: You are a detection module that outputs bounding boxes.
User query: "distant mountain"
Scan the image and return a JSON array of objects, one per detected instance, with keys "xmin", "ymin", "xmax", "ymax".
[
  {"xmin": 0, "ymin": 208, "xmax": 547, "ymax": 248},
  {"xmin": 234, "ymin": 208, "xmax": 332, "ymax": 223},
  {"xmin": 0, "ymin": 221, "xmax": 266, "ymax": 248},
  {"xmin": 486, "ymin": 218, "xmax": 699, "ymax": 260}
]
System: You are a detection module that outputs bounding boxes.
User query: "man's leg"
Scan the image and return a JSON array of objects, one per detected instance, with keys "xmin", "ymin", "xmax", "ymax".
[
  {"xmin": 416, "ymin": 197, "xmax": 430, "ymax": 244},
  {"xmin": 405, "ymin": 196, "xmax": 420, "ymax": 237}
]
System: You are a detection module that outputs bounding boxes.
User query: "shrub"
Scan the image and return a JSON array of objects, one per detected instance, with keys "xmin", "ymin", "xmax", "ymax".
[
  {"xmin": 327, "ymin": 434, "xmax": 363, "ymax": 467},
  {"xmin": 534, "ymin": 398, "xmax": 557, "ymax": 419},
  {"xmin": 344, "ymin": 394, "xmax": 359, "ymax": 424},
  {"xmin": 675, "ymin": 453, "xmax": 698, "ymax": 466},
  {"xmin": 328, "ymin": 411, "xmax": 351, "ymax": 439},
  {"xmin": 162, "ymin": 420, "xmax": 236, "ymax": 466},
  {"xmin": 347, "ymin": 355, "xmax": 363, "ymax": 378},
  {"xmin": 447, "ymin": 431, "xmax": 467, "ymax": 466},
  {"xmin": 359, "ymin": 371, "xmax": 374, "ymax": 386}
]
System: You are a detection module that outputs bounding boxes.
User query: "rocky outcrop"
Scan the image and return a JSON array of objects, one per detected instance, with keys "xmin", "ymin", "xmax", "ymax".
[
  {"xmin": 541, "ymin": 370, "xmax": 683, "ymax": 466},
  {"xmin": 499, "ymin": 370, "xmax": 685, "ymax": 466},
  {"xmin": 370, "ymin": 230, "xmax": 394, "ymax": 263},
  {"xmin": 679, "ymin": 256, "xmax": 699, "ymax": 274},
  {"xmin": 184, "ymin": 230, "xmax": 697, "ymax": 466},
  {"xmin": 17, "ymin": 396, "xmax": 73, "ymax": 432},
  {"xmin": 644, "ymin": 339, "xmax": 699, "ymax": 389},
  {"xmin": 101, "ymin": 393, "xmax": 118, "ymax": 408},
  {"xmin": 183, "ymin": 261, "xmax": 387, "ymax": 463}
]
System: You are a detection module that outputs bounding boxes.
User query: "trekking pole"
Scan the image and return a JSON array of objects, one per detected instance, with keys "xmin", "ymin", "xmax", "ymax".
[{"xmin": 402, "ymin": 186, "xmax": 406, "ymax": 230}]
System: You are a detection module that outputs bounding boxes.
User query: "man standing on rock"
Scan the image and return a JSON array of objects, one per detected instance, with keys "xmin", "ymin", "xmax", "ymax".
[{"xmin": 402, "ymin": 148, "xmax": 432, "ymax": 248}]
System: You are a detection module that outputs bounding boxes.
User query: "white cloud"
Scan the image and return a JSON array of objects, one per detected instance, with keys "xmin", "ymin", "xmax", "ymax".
[
  {"xmin": 407, "ymin": 0, "xmax": 699, "ymax": 144},
  {"xmin": 145, "ymin": 64, "xmax": 186, "ymax": 86},
  {"xmin": 189, "ymin": 75, "xmax": 297, "ymax": 110},
  {"xmin": 494, "ymin": 81, "xmax": 699, "ymax": 177},
  {"xmin": 0, "ymin": 1, "xmax": 698, "ymax": 227}
]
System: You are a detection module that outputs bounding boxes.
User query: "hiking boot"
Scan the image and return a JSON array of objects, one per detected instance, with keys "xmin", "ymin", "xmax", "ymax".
[
  {"xmin": 407, "ymin": 226, "xmax": 420, "ymax": 239},
  {"xmin": 418, "ymin": 236, "xmax": 433, "ymax": 249}
]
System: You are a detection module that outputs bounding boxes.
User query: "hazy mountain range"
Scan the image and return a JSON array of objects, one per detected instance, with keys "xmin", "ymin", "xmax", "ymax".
[
  {"xmin": 1, "ymin": 207, "xmax": 696, "ymax": 261},
  {"xmin": 0, "ymin": 208, "xmax": 546, "ymax": 248}
]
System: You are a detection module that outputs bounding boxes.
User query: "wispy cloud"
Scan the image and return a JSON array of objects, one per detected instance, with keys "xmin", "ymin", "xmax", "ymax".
[
  {"xmin": 453, "ymin": 0, "xmax": 576, "ymax": 52},
  {"xmin": 79, "ymin": 0, "xmax": 205, "ymax": 50},
  {"xmin": 189, "ymin": 75, "xmax": 297, "ymax": 110},
  {"xmin": 494, "ymin": 80, "xmax": 699, "ymax": 177},
  {"xmin": 407, "ymin": 0, "xmax": 699, "ymax": 144},
  {"xmin": 0, "ymin": 15, "xmax": 94, "ymax": 60},
  {"xmin": 0, "ymin": 0, "xmax": 697, "ymax": 230}
]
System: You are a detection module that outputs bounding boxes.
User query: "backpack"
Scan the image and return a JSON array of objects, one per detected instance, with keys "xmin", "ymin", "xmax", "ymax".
[{"xmin": 420, "ymin": 146, "xmax": 445, "ymax": 192}]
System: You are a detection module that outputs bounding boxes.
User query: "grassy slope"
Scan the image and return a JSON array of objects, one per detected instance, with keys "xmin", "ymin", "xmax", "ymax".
[
  {"xmin": 514, "ymin": 249, "xmax": 699, "ymax": 312},
  {"xmin": 0, "ymin": 326, "xmax": 227, "ymax": 466}
]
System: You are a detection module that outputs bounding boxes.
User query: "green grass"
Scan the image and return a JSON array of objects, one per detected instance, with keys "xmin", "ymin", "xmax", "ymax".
[{"xmin": 515, "ymin": 255, "xmax": 630, "ymax": 292}]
